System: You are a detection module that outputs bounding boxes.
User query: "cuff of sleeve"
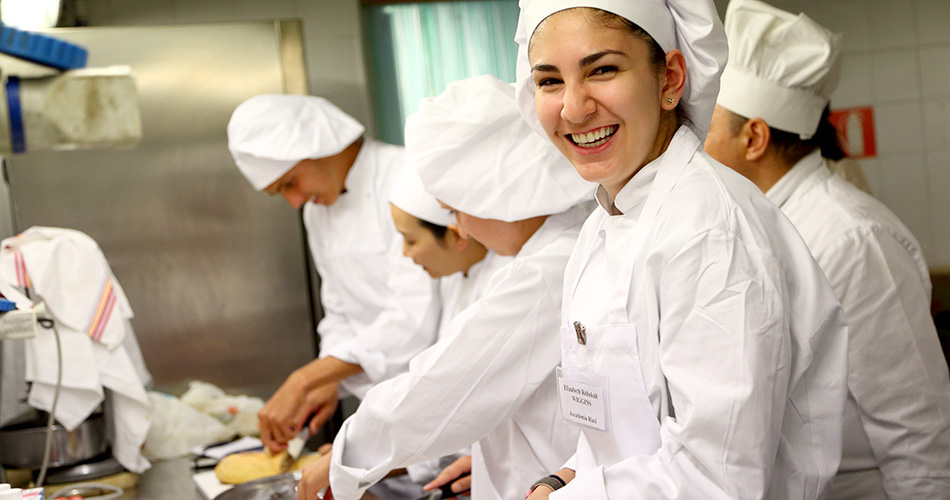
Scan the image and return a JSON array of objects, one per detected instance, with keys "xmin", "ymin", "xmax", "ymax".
[
  {"xmin": 550, "ymin": 466, "xmax": 607, "ymax": 500},
  {"xmin": 319, "ymin": 338, "xmax": 388, "ymax": 383},
  {"xmin": 561, "ymin": 453, "xmax": 577, "ymax": 471},
  {"xmin": 329, "ymin": 422, "xmax": 377, "ymax": 500}
]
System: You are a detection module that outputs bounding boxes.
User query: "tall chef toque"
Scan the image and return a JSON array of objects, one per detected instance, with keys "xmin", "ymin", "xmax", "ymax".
[
  {"xmin": 717, "ymin": 0, "xmax": 843, "ymax": 139},
  {"xmin": 227, "ymin": 95, "xmax": 365, "ymax": 191},
  {"xmin": 409, "ymin": 75, "xmax": 594, "ymax": 222},
  {"xmin": 514, "ymin": 0, "xmax": 728, "ymax": 140},
  {"xmin": 389, "ymin": 164, "xmax": 456, "ymax": 227}
]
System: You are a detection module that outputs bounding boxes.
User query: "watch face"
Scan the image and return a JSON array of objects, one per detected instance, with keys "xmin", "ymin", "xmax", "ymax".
[{"xmin": 1, "ymin": 0, "xmax": 62, "ymax": 30}]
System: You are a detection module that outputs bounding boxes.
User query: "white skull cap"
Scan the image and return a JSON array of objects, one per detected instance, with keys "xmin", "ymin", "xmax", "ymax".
[
  {"xmin": 717, "ymin": 0, "xmax": 843, "ymax": 139},
  {"xmin": 227, "ymin": 94, "xmax": 365, "ymax": 191},
  {"xmin": 389, "ymin": 164, "xmax": 456, "ymax": 227},
  {"xmin": 514, "ymin": 0, "xmax": 728, "ymax": 141},
  {"xmin": 409, "ymin": 75, "xmax": 594, "ymax": 222}
]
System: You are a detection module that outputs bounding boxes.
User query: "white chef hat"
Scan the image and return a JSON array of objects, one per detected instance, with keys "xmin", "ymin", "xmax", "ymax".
[
  {"xmin": 409, "ymin": 75, "xmax": 594, "ymax": 222},
  {"xmin": 514, "ymin": 0, "xmax": 727, "ymax": 140},
  {"xmin": 717, "ymin": 0, "xmax": 843, "ymax": 139},
  {"xmin": 389, "ymin": 165, "xmax": 456, "ymax": 227},
  {"xmin": 227, "ymin": 94, "xmax": 365, "ymax": 191}
]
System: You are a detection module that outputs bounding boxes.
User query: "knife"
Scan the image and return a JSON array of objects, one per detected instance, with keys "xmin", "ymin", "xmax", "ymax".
[
  {"xmin": 279, "ymin": 426, "xmax": 310, "ymax": 473},
  {"xmin": 280, "ymin": 414, "xmax": 315, "ymax": 473},
  {"xmin": 410, "ymin": 474, "xmax": 471, "ymax": 500}
]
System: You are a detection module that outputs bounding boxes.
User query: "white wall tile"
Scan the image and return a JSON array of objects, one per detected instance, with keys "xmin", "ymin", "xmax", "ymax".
[
  {"xmin": 919, "ymin": 45, "xmax": 950, "ymax": 98},
  {"xmin": 874, "ymin": 102, "xmax": 925, "ymax": 154},
  {"xmin": 916, "ymin": 0, "xmax": 950, "ymax": 45},
  {"xmin": 808, "ymin": 1, "xmax": 870, "ymax": 52},
  {"xmin": 306, "ymin": 36, "xmax": 364, "ymax": 89},
  {"xmin": 870, "ymin": 50, "xmax": 920, "ymax": 102},
  {"xmin": 868, "ymin": 0, "xmax": 917, "ymax": 49},
  {"xmin": 926, "ymin": 152, "xmax": 950, "ymax": 267},
  {"xmin": 857, "ymin": 157, "xmax": 883, "ymax": 196},
  {"xmin": 876, "ymin": 153, "xmax": 935, "ymax": 262},
  {"xmin": 832, "ymin": 53, "xmax": 874, "ymax": 107},
  {"xmin": 923, "ymin": 98, "xmax": 950, "ymax": 151}
]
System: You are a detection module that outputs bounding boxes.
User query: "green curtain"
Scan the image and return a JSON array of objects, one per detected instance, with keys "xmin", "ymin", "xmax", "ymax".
[{"xmin": 363, "ymin": 1, "xmax": 520, "ymax": 144}]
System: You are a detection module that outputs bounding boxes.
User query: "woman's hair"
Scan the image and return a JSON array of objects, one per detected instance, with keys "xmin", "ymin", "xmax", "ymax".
[
  {"xmin": 418, "ymin": 219, "xmax": 449, "ymax": 242},
  {"xmin": 727, "ymin": 106, "xmax": 845, "ymax": 166},
  {"xmin": 586, "ymin": 8, "xmax": 692, "ymax": 130}
]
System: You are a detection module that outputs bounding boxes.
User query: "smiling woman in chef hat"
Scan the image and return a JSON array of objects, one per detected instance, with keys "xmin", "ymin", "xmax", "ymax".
[
  {"xmin": 296, "ymin": 74, "xmax": 594, "ymax": 500},
  {"xmin": 516, "ymin": 1, "xmax": 852, "ymax": 499}
]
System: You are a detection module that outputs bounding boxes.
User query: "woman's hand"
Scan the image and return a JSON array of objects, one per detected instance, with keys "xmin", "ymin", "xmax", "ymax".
[
  {"xmin": 525, "ymin": 468, "xmax": 574, "ymax": 500},
  {"xmin": 423, "ymin": 455, "xmax": 472, "ymax": 498},
  {"xmin": 297, "ymin": 450, "xmax": 332, "ymax": 500},
  {"xmin": 258, "ymin": 372, "xmax": 308, "ymax": 453}
]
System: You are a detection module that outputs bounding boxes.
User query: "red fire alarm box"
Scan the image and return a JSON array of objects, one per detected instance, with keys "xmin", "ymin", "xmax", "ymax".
[{"xmin": 829, "ymin": 107, "xmax": 877, "ymax": 159}]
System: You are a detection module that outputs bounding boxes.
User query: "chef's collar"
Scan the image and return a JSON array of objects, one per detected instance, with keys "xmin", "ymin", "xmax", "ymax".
[
  {"xmin": 339, "ymin": 139, "xmax": 371, "ymax": 199},
  {"xmin": 594, "ymin": 125, "xmax": 697, "ymax": 216},
  {"xmin": 765, "ymin": 149, "xmax": 824, "ymax": 208}
]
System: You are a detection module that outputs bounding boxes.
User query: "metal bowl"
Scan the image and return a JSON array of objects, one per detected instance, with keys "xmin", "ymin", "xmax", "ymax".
[{"xmin": 0, "ymin": 411, "xmax": 108, "ymax": 468}]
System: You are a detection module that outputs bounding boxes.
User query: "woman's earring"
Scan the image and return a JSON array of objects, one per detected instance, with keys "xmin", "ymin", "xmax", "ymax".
[{"xmin": 666, "ymin": 97, "xmax": 675, "ymax": 105}]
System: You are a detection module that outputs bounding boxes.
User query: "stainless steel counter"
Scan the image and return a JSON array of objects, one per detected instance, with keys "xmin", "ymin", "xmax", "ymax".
[{"xmin": 118, "ymin": 458, "xmax": 203, "ymax": 500}]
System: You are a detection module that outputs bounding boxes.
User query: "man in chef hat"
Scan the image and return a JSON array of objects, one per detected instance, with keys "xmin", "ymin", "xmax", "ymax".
[
  {"xmin": 227, "ymin": 95, "xmax": 441, "ymax": 468},
  {"xmin": 704, "ymin": 1, "xmax": 950, "ymax": 497}
]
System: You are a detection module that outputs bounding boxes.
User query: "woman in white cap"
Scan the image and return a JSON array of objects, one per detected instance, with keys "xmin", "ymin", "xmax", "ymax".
[
  {"xmin": 517, "ymin": 1, "xmax": 850, "ymax": 498},
  {"xmin": 227, "ymin": 95, "xmax": 440, "ymax": 456},
  {"xmin": 295, "ymin": 75, "xmax": 593, "ymax": 500},
  {"xmin": 388, "ymin": 165, "xmax": 512, "ymax": 492},
  {"xmin": 705, "ymin": 1, "xmax": 950, "ymax": 498}
]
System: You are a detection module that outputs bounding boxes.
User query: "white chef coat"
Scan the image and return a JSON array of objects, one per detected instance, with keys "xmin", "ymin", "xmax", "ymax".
[
  {"xmin": 405, "ymin": 250, "xmax": 511, "ymax": 485},
  {"xmin": 767, "ymin": 151, "xmax": 950, "ymax": 499},
  {"xmin": 553, "ymin": 127, "xmax": 849, "ymax": 500},
  {"xmin": 303, "ymin": 139, "xmax": 440, "ymax": 398},
  {"xmin": 328, "ymin": 205, "xmax": 590, "ymax": 500}
]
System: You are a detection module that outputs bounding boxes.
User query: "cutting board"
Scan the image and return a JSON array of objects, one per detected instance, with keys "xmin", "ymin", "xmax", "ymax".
[{"xmin": 193, "ymin": 469, "xmax": 234, "ymax": 500}]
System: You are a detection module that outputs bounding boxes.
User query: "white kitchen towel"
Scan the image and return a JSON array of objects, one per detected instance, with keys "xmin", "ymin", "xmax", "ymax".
[{"xmin": 0, "ymin": 227, "xmax": 152, "ymax": 473}]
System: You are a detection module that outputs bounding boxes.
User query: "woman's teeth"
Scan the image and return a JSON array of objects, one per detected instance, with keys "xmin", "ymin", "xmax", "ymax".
[{"xmin": 569, "ymin": 125, "xmax": 618, "ymax": 148}]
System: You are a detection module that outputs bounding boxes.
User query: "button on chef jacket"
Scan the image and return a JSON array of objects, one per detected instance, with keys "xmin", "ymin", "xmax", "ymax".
[
  {"xmin": 304, "ymin": 139, "xmax": 440, "ymax": 398},
  {"xmin": 766, "ymin": 150, "xmax": 950, "ymax": 499},
  {"xmin": 554, "ymin": 127, "xmax": 849, "ymax": 499},
  {"xmin": 328, "ymin": 205, "xmax": 588, "ymax": 500}
]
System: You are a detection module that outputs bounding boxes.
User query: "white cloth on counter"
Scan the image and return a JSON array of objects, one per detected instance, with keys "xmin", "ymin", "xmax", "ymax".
[
  {"xmin": 0, "ymin": 227, "xmax": 153, "ymax": 473},
  {"xmin": 409, "ymin": 75, "xmax": 594, "ymax": 222},
  {"xmin": 329, "ymin": 205, "xmax": 588, "ymax": 500},
  {"xmin": 304, "ymin": 139, "xmax": 440, "ymax": 397},
  {"xmin": 767, "ymin": 151, "xmax": 950, "ymax": 499},
  {"xmin": 553, "ymin": 127, "xmax": 848, "ymax": 500},
  {"xmin": 227, "ymin": 94, "xmax": 366, "ymax": 191}
]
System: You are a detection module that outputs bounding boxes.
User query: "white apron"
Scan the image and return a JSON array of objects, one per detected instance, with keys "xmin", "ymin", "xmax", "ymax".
[{"xmin": 560, "ymin": 144, "xmax": 689, "ymax": 472}]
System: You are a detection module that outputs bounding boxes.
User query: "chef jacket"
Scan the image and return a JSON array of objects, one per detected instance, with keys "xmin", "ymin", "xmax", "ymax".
[
  {"xmin": 304, "ymin": 139, "xmax": 440, "ymax": 398},
  {"xmin": 328, "ymin": 205, "xmax": 589, "ymax": 500},
  {"xmin": 405, "ymin": 250, "xmax": 511, "ymax": 485},
  {"xmin": 767, "ymin": 150, "xmax": 950, "ymax": 499},
  {"xmin": 553, "ymin": 127, "xmax": 849, "ymax": 499}
]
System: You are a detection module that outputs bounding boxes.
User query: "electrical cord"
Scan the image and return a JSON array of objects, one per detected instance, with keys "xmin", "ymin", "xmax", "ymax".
[{"xmin": 34, "ymin": 312, "xmax": 60, "ymax": 488}]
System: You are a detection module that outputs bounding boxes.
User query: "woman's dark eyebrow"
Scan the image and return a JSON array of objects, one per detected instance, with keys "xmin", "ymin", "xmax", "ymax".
[
  {"xmin": 531, "ymin": 63, "xmax": 558, "ymax": 73},
  {"xmin": 580, "ymin": 50, "xmax": 625, "ymax": 68}
]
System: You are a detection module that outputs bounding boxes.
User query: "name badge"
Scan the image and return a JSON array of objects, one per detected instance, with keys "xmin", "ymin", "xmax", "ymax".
[{"xmin": 556, "ymin": 367, "xmax": 608, "ymax": 432}]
